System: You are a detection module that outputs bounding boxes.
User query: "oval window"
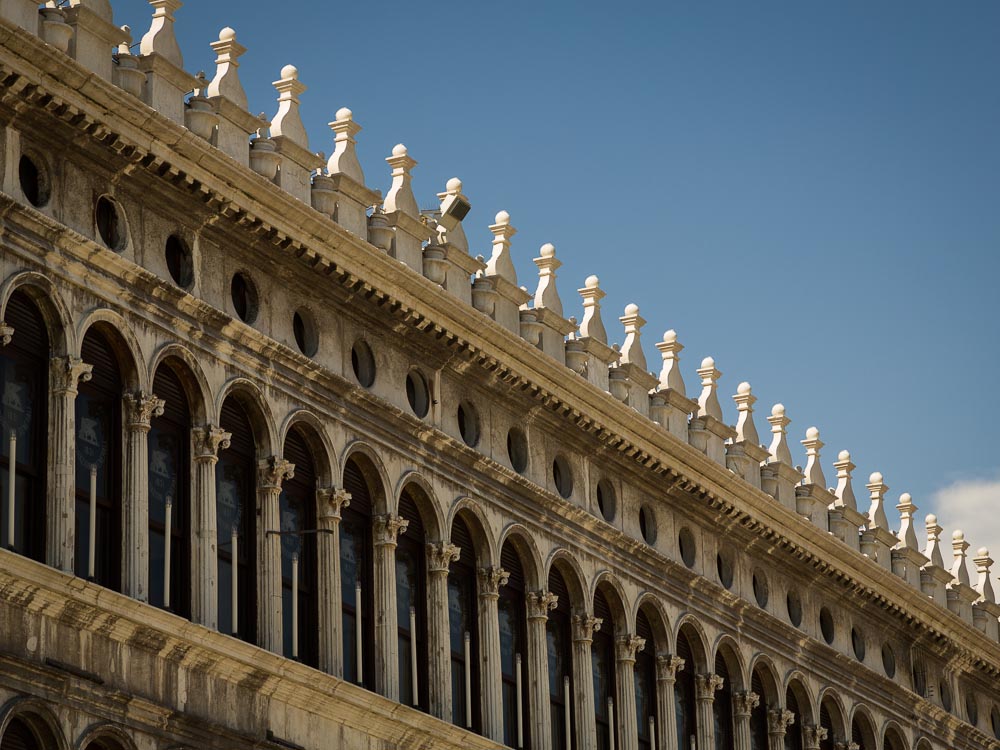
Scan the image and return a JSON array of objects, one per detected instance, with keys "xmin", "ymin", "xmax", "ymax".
[
  {"xmin": 351, "ymin": 339, "xmax": 376, "ymax": 387},
  {"xmin": 552, "ymin": 454, "xmax": 573, "ymax": 498},
  {"xmin": 506, "ymin": 428, "xmax": 528, "ymax": 474},
  {"xmin": 406, "ymin": 369, "xmax": 430, "ymax": 418}
]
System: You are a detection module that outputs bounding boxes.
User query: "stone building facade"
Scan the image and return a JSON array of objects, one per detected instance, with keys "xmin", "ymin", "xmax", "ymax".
[{"xmin": 0, "ymin": 4, "xmax": 997, "ymax": 750}]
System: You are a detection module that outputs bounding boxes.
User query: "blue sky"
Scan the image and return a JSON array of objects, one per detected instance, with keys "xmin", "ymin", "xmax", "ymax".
[{"xmin": 114, "ymin": 1, "xmax": 1000, "ymax": 558}]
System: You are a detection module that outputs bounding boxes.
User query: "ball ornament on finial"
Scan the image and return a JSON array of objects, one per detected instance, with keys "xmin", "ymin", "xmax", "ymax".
[
  {"xmin": 336, "ymin": 107, "xmax": 353, "ymax": 121},
  {"xmin": 663, "ymin": 329, "xmax": 677, "ymax": 343},
  {"xmin": 899, "ymin": 492, "xmax": 912, "ymax": 504},
  {"xmin": 737, "ymin": 381, "xmax": 751, "ymax": 395},
  {"xmin": 926, "ymin": 513, "xmax": 938, "ymax": 524},
  {"xmin": 281, "ymin": 64, "xmax": 298, "ymax": 80},
  {"xmin": 953, "ymin": 529, "xmax": 965, "ymax": 541},
  {"xmin": 495, "ymin": 210, "xmax": 510, "ymax": 225},
  {"xmin": 838, "ymin": 449, "xmax": 851, "ymax": 461},
  {"xmin": 806, "ymin": 426, "xmax": 820, "ymax": 440},
  {"xmin": 625, "ymin": 303, "xmax": 640, "ymax": 316},
  {"xmin": 540, "ymin": 242, "xmax": 556, "ymax": 258},
  {"xmin": 771, "ymin": 403, "xmax": 785, "ymax": 417},
  {"xmin": 700, "ymin": 356, "xmax": 715, "ymax": 368},
  {"xmin": 978, "ymin": 547, "xmax": 990, "ymax": 557},
  {"xmin": 869, "ymin": 472, "xmax": 883, "ymax": 483},
  {"xmin": 585, "ymin": 275, "xmax": 600, "ymax": 289},
  {"xmin": 220, "ymin": 27, "xmax": 237, "ymax": 41},
  {"xmin": 392, "ymin": 143, "xmax": 408, "ymax": 157},
  {"xmin": 446, "ymin": 177, "xmax": 462, "ymax": 192}
]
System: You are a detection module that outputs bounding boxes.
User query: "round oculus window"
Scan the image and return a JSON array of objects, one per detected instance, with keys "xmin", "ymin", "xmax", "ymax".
[
  {"xmin": 716, "ymin": 550, "xmax": 734, "ymax": 589},
  {"xmin": 786, "ymin": 590, "xmax": 803, "ymax": 628},
  {"xmin": 820, "ymin": 607, "xmax": 835, "ymax": 645},
  {"xmin": 596, "ymin": 479, "xmax": 615, "ymax": 523},
  {"xmin": 752, "ymin": 571, "xmax": 769, "ymax": 608},
  {"xmin": 95, "ymin": 194, "xmax": 127, "ymax": 251},
  {"xmin": 639, "ymin": 505, "xmax": 656, "ymax": 545},
  {"xmin": 552, "ymin": 454, "xmax": 573, "ymax": 498},
  {"xmin": 230, "ymin": 272, "xmax": 259, "ymax": 324},
  {"xmin": 881, "ymin": 643, "xmax": 896, "ymax": 678},
  {"xmin": 851, "ymin": 626, "xmax": 866, "ymax": 662},
  {"xmin": 292, "ymin": 309, "xmax": 318, "ymax": 357},
  {"xmin": 406, "ymin": 369, "xmax": 430, "ymax": 418},
  {"xmin": 165, "ymin": 235, "xmax": 194, "ymax": 289},
  {"xmin": 506, "ymin": 428, "xmax": 528, "ymax": 474},
  {"xmin": 351, "ymin": 339, "xmax": 376, "ymax": 387},
  {"xmin": 18, "ymin": 153, "xmax": 50, "ymax": 207},
  {"xmin": 678, "ymin": 527, "xmax": 696, "ymax": 569},
  {"xmin": 457, "ymin": 401, "xmax": 480, "ymax": 447}
]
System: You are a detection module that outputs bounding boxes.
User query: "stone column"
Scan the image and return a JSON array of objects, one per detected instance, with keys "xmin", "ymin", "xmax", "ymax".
[
  {"xmin": 316, "ymin": 486, "xmax": 351, "ymax": 676},
  {"xmin": 803, "ymin": 726, "xmax": 827, "ymax": 750},
  {"xmin": 733, "ymin": 691, "xmax": 760, "ymax": 750},
  {"xmin": 694, "ymin": 674, "xmax": 723, "ymax": 750},
  {"xmin": 190, "ymin": 425, "xmax": 230, "ymax": 629},
  {"xmin": 427, "ymin": 542, "xmax": 461, "ymax": 720},
  {"xmin": 655, "ymin": 655, "xmax": 684, "ymax": 750},
  {"xmin": 122, "ymin": 391, "xmax": 164, "ymax": 602},
  {"xmin": 258, "ymin": 456, "xmax": 295, "ymax": 653},
  {"xmin": 526, "ymin": 591, "xmax": 558, "ymax": 750},
  {"xmin": 767, "ymin": 709, "xmax": 795, "ymax": 750},
  {"xmin": 373, "ymin": 513, "xmax": 408, "ymax": 700},
  {"xmin": 572, "ymin": 613, "xmax": 603, "ymax": 750},
  {"xmin": 615, "ymin": 635, "xmax": 646, "ymax": 750},
  {"xmin": 479, "ymin": 565, "xmax": 510, "ymax": 743},
  {"xmin": 48, "ymin": 356, "xmax": 92, "ymax": 572}
]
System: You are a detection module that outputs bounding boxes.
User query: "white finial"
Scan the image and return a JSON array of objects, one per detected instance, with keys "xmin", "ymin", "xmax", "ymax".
[
  {"xmin": 767, "ymin": 404, "xmax": 793, "ymax": 465},
  {"xmin": 732, "ymin": 382, "xmax": 760, "ymax": 446},
  {"xmin": 973, "ymin": 548, "xmax": 996, "ymax": 603},
  {"xmin": 207, "ymin": 26, "xmax": 248, "ymax": 108},
  {"xmin": 533, "ymin": 243, "xmax": 564, "ymax": 315},
  {"xmin": 578, "ymin": 276, "xmax": 607, "ymax": 343},
  {"xmin": 832, "ymin": 450, "xmax": 857, "ymax": 511},
  {"xmin": 865, "ymin": 472, "xmax": 889, "ymax": 531},
  {"xmin": 895, "ymin": 493, "xmax": 919, "ymax": 550},
  {"xmin": 140, "ymin": 0, "xmax": 184, "ymax": 67},
  {"xmin": 696, "ymin": 357, "xmax": 723, "ymax": 421},
  {"xmin": 655, "ymin": 330, "xmax": 687, "ymax": 395},
  {"xmin": 951, "ymin": 530, "xmax": 970, "ymax": 586},
  {"xmin": 800, "ymin": 427, "xmax": 825, "ymax": 487},
  {"xmin": 924, "ymin": 514, "xmax": 945, "ymax": 568},
  {"xmin": 270, "ymin": 64, "xmax": 309, "ymax": 148},
  {"xmin": 383, "ymin": 143, "xmax": 419, "ymax": 218},
  {"xmin": 446, "ymin": 176, "xmax": 463, "ymax": 192},
  {"xmin": 327, "ymin": 106, "xmax": 365, "ymax": 184},
  {"xmin": 618, "ymin": 305, "xmax": 648, "ymax": 369},
  {"xmin": 486, "ymin": 211, "xmax": 518, "ymax": 283}
]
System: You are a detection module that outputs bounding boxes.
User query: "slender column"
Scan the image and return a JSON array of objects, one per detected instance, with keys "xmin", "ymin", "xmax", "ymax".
[
  {"xmin": 615, "ymin": 635, "xmax": 645, "ymax": 750},
  {"xmin": 316, "ymin": 486, "xmax": 351, "ymax": 676},
  {"xmin": 733, "ymin": 691, "xmax": 760, "ymax": 750},
  {"xmin": 122, "ymin": 391, "xmax": 164, "ymax": 601},
  {"xmin": 479, "ymin": 565, "xmax": 510, "ymax": 743},
  {"xmin": 767, "ymin": 709, "xmax": 795, "ymax": 750},
  {"xmin": 427, "ymin": 541, "xmax": 461, "ymax": 719},
  {"xmin": 258, "ymin": 456, "xmax": 295, "ymax": 653},
  {"xmin": 373, "ymin": 513, "xmax": 408, "ymax": 699},
  {"xmin": 694, "ymin": 674, "xmax": 723, "ymax": 750},
  {"xmin": 526, "ymin": 590, "xmax": 558, "ymax": 750},
  {"xmin": 655, "ymin": 655, "xmax": 684, "ymax": 750},
  {"xmin": 48, "ymin": 356, "xmax": 92, "ymax": 572},
  {"xmin": 190, "ymin": 425, "xmax": 230, "ymax": 628},
  {"xmin": 572, "ymin": 613, "xmax": 603, "ymax": 750},
  {"xmin": 803, "ymin": 726, "xmax": 827, "ymax": 750}
]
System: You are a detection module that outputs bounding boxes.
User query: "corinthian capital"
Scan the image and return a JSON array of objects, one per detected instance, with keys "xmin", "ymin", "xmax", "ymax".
[
  {"xmin": 526, "ymin": 590, "xmax": 558, "ymax": 620},
  {"xmin": 427, "ymin": 541, "xmax": 461, "ymax": 572},
  {"xmin": 655, "ymin": 653, "xmax": 685, "ymax": 682},
  {"xmin": 317, "ymin": 487, "xmax": 351, "ymax": 520},
  {"xmin": 373, "ymin": 513, "xmax": 409, "ymax": 545},
  {"xmin": 124, "ymin": 391, "xmax": 165, "ymax": 430},
  {"xmin": 571, "ymin": 613, "xmax": 602, "ymax": 642},
  {"xmin": 51, "ymin": 356, "xmax": 93, "ymax": 393},
  {"xmin": 695, "ymin": 673, "xmax": 724, "ymax": 701},
  {"xmin": 0, "ymin": 322, "xmax": 13, "ymax": 346},
  {"xmin": 803, "ymin": 725, "xmax": 828, "ymax": 749},
  {"xmin": 615, "ymin": 634, "xmax": 646, "ymax": 662},
  {"xmin": 478, "ymin": 566, "xmax": 510, "ymax": 596},
  {"xmin": 258, "ymin": 456, "xmax": 295, "ymax": 489},
  {"xmin": 192, "ymin": 424, "xmax": 231, "ymax": 459},
  {"xmin": 768, "ymin": 708, "xmax": 795, "ymax": 735},
  {"xmin": 733, "ymin": 690, "xmax": 760, "ymax": 717}
]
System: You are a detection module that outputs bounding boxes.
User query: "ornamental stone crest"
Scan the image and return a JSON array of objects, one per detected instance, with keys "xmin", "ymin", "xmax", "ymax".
[{"xmin": 0, "ymin": 322, "xmax": 13, "ymax": 346}]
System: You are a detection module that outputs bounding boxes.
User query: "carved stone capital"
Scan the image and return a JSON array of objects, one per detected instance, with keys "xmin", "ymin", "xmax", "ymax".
[
  {"xmin": 0, "ymin": 322, "xmax": 13, "ymax": 346},
  {"xmin": 803, "ymin": 725, "xmax": 828, "ymax": 750},
  {"xmin": 695, "ymin": 673, "xmax": 724, "ymax": 701},
  {"xmin": 526, "ymin": 590, "xmax": 558, "ymax": 620},
  {"xmin": 192, "ymin": 425, "xmax": 231, "ymax": 460},
  {"xmin": 258, "ymin": 456, "xmax": 295, "ymax": 489},
  {"xmin": 733, "ymin": 690, "xmax": 760, "ymax": 717},
  {"xmin": 478, "ymin": 565, "xmax": 510, "ymax": 597},
  {"xmin": 373, "ymin": 513, "xmax": 408, "ymax": 546},
  {"xmin": 51, "ymin": 356, "xmax": 93, "ymax": 394},
  {"xmin": 615, "ymin": 634, "xmax": 646, "ymax": 663},
  {"xmin": 427, "ymin": 541, "xmax": 461, "ymax": 572},
  {"xmin": 124, "ymin": 390, "xmax": 165, "ymax": 431},
  {"xmin": 317, "ymin": 487, "xmax": 351, "ymax": 521},
  {"xmin": 768, "ymin": 708, "xmax": 795, "ymax": 735},
  {"xmin": 571, "ymin": 613, "xmax": 602, "ymax": 643},
  {"xmin": 655, "ymin": 653, "xmax": 685, "ymax": 682}
]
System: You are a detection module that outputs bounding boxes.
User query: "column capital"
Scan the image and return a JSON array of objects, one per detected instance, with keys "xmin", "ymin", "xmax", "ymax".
[
  {"xmin": 123, "ymin": 390, "xmax": 165, "ymax": 431},
  {"xmin": 733, "ymin": 690, "xmax": 760, "ymax": 717},
  {"xmin": 317, "ymin": 486, "xmax": 351, "ymax": 521},
  {"xmin": 478, "ymin": 565, "xmax": 510, "ymax": 597},
  {"xmin": 373, "ymin": 513, "xmax": 409, "ymax": 546},
  {"xmin": 51, "ymin": 355, "xmax": 93, "ymax": 394},
  {"xmin": 526, "ymin": 590, "xmax": 558, "ymax": 620},
  {"xmin": 571, "ymin": 612, "xmax": 602, "ymax": 643},
  {"xmin": 695, "ymin": 673, "xmax": 724, "ymax": 701},
  {"xmin": 768, "ymin": 708, "xmax": 795, "ymax": 736},
  {"xmin": 803, "ymin": 725, "xmax": 828, "ymax": 750},
  {"xmin": 192, "ymin": 424, "xmax": 231, "ymax": 461},
  {"xmin": 615, "ymin": 634, "xmax": 645, "ymax": 663},
  {"xmin": 258, "ymin": 455, "xmax": 295, "ymax": 489},
  {"xmin": 655, "ymin": 653, "xmax": 685, "ymax": 683},
  {"xmin": 0, "ymin": 322, "xmax": 13, "ymax": 346},
  {"xmin": 427, "ymin": 541, "xmax": 460, "ymax": 572}
]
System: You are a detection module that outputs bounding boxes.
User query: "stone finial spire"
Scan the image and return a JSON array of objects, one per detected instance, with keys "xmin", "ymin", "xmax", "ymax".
[
  {"xmin": 727, "ymin": 382, "xmax": 770, "ymax": 489},
  {"xmin": 832, "ymin": 450, "xmax": 858, "ymax": 511},
  {"xmin": 696, "ymin": 357, "xmax": 723, "ymax": 421},
  {"xmin": 270, "ymin": 65, "xmax": 309, "ymax": 149},
  {"xmin": 688, "ymin": 356, "xmax": 735, "ymax": 466},
  {"xmin": 207, "ymin": 27, "xmax": 247, "ymax": 107},
  {"xmin": 656, "ymin": 330, "xmax": 687, "ymax": 395},
  {"xmin": 140, "ymin": 0, "xmax": 183, "ymax": 67},
  {"xmin": 895, "ymin": 493, "xmax": 919, "ymax": 550},
  {"xmin": 801, "ymin": 427, "xmax": 825, "ymax": 487},
  {"xmin": 578, "ymin": 276, "xmax": 607, "ymax": 343},
  {"xmin": 533, "ymin": 244, "xmax": 564, "ymax": 316},
  {"xmin": 924, "ymin": 514, "xmax": 945, "ymax": 567},
  {"xmin": 767, "ymin": 404, "xmax": 793, "ymax": 465},
  {"xmin": 951, "ymin": 530, "xmax": 970, "ymax": 585},
  {"xmin": 619, "ymin": 304, "xmax": 648, "ymax": 370},
  {"xmin": 865, "ymin": 472, "xmax": 890, "ymax": 531},
  {"xmin": 608, "ymin": 305, "xmax": 658, "ymax": 415},
  {"xmin": 383, "ymin": 143, "xmax": 419, "ymax": 218},
  {"xmin": 327, "ymin": 108, "xmax": 365, "ymax": 183},
  {"xmin": 973, "ymin": 548, "xmax": 996, "ymax": 603},
  {"xmin": 733, "ymin": 382, "xmax": 760, "ymax": 446},
  {"xmin": 486, "ymin": 210, "xmax": 518, "ymax": 284}
]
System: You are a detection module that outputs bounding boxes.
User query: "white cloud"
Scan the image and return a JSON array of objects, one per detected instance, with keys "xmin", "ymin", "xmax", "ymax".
[{"xmin": 931, "ymin": 473, "xmax": 1000, "ymax": 583}]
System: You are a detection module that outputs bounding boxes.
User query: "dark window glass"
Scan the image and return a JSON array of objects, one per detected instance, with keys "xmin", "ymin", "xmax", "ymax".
[
  {"xmin": 165, "ymin": 235, "xmax": 194, "ymax": 289},
  {"xmin": 675, "ymin": 633, "xmax": 697, "ymax": 750},
  {"xmin": 342, "ymin": 458, "xmax": 374, "ymax": 688},
  {"xmin": 548, "ymin": 567, "xmax": 574, "ymax": 750},
  {"xmin": 500, "ymin": 541, "xmax": 529, "ymax": 748},
  {"xmin": 450, "ymin": 515, "xmax": 481, "ymax": 732},
  {"xmin": 635, "ymin": 609, "xmax": 656, "ymax": 750},
  {"xmin": 784, "ymin": 689, "xmax": 803, "ymax": 750},
  {"xmin": 593, "ymin": 589, "xmax": 616, "ymax": 750},
  {"xmin": 714, "ymin": 654, "xmax": 733, "ymax": 750},
  {"xmin": 397, "ymin": 490, "xmax": 428, "ymax": 711},
  {"xmin": 750, "ymin": 671, "xmax": 769, "ymax": 750},
  {"xmin": 95, "ymin": 195, "xmax": 124, "ymax": 251},
  {"xmin": 281, "ymin": 429, "xmax": 318, "ymax": 666}
]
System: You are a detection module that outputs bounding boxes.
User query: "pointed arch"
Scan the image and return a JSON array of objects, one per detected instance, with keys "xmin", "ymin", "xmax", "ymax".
[
  {"xmin": 216, "ymin": 377, "xmax": 275, "ymax": 457},
  {"xmin": 395, "ymin": 471, "xmax": 443, "ymax": 542},
  {"xmin": 148, "ymin": 344, "xmax": 211, "ymax": 424},
  {"xmin": 633, "ymin": 593, "xmax": 673, "ymax": 654},
  {"xmin": 0, "ymin": 696, "xmax": 67, "ymax": 750},
  {"xmin": 497, "ymin": 523, "xmax": 543, "ymax": 591},
  {"xmin": 77, "ymin": 308, "xmax": 145, "ymax": 391},
  {"xmin": 0, "ymin": 269, "xmax": 73, "ymax": 355}
]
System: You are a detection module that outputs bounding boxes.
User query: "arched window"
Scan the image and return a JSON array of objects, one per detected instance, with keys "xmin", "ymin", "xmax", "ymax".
[
  {"xmin": 635, "ymin": 609, "xmax": 657, "ymax": 750},
  {"xmin": 0, "ymin": 291, "xmax": 49, "ymax": 562},
  {"xmin": 342, "ymin": 456, "xmax": 375, "ymax": 688},
  {"xmin": 714, "ymin": 652, "xmax": 734, "ymax": 750},
  {"xmin": 1, "ymin": 718, "xmax": 40, "ymax": 750},
  {"xmin": 749, "ymin": 670, "xmax": 769, "ymax": 750},
  {"xmin": 675, "ymin": 631, "xmax": 697, "ymax": 750},
  {"xmin": 75, "ymin": 327, "xmax": 122, "ymax": 589},
  {"xmin": 449, "ymin": 514, "xmax": 481, "ymax": 732},
  {"xmin": 593, "ymin": 587, "xmax": 616, "ymax": 750},
  {"xmin": 819, "ymin": 699, "xmax": 836, "ymax": 750},
  {"xmin": 281, "ymin": 428, "xmax": 319, "ymax": 666},
  {"xmin": 148, "ymin": 363, "xmax": 191, "ymax": 617},
  {"xmin": 548, "ymin": 566, "xmax": 575, "ymax": 750},
  {"xmin": 397, "ymin": 488, "xmax": 429, "ymax": 710},
  {"xmin": 217, "ymin": 396, "xmax": 257, "ymax": 643},
  {"xmin": 500, "ymin": 540, "xmax": 530, "ymax": 748},
  {"xmin": 784, "ymin": 688, "xmax": 803, "ymax": 750}
]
